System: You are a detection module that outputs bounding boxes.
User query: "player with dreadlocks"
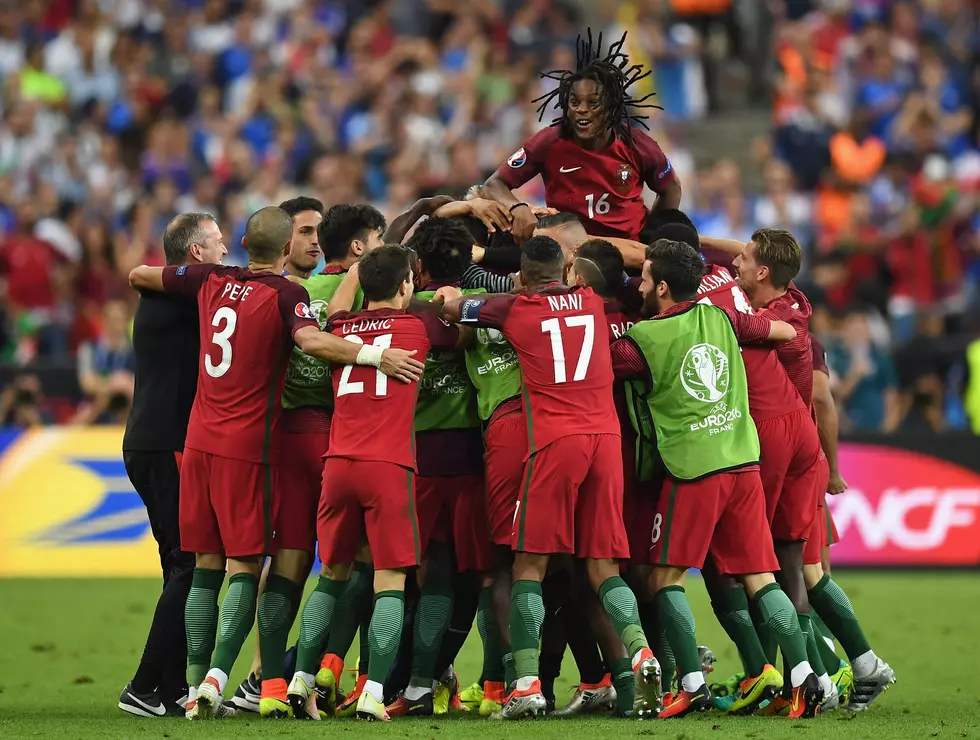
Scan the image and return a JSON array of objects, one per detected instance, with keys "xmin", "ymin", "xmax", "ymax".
[{"xmin": 484, "ymin": 30, "xmax": 682, "ymax": 246}]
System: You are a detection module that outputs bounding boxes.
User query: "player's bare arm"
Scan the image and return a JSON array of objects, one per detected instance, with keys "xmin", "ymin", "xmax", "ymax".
[
  {"xmin": 766, "ymin": 320, "xmax": 796, "ymax": 343},
  {"xmin": 483, "ymin": 173, "xmax": 537, "ymax": 244},
  {"xmin": 325, "ymin": 263, "xmax": 359, "ymax": 318},
  {"xmin": 292, "ymin": 325, "xmax": 424, "ymax": 384},
  {"xmin": 128, "ymin": 265, "xmax": 166, "ymax": 292},
  {"xmin": 591, "ymin": 235, "xmax": 646, "ymax": 270},
  {"xmin": 434, "ymin": 198, "xmax": 513, "ymax": 233},
  {"xmin": 813, "ymin": 367, "xmax": 847, "ymax": 494},
  {"xmin": 700, "ymin": 235, "xmax": 745, "ymax": 256},
  {"xmin": 384, "ymin": 195, "xmax": 455, "ymax": 244}
]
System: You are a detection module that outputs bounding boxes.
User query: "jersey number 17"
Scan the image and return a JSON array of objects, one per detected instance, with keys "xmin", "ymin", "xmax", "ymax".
[{"xmin": 540, "ymin": 315, "xmax": 594, "ymax": 383}]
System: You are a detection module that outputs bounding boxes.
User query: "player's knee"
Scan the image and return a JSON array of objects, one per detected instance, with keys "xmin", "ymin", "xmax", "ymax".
[
  {"xmin": 649, "ymin": 565, "xmax": 687, "ymax": 593},
  {"xmin": 802, "ymin": 563, "xmax": 824, "ymax": 591},
  {"xmin": 740, "ymin": 571, "xmax": 775, "ymax": 598},
  {"xmin": 195, "ymin": 552, "xmax": 225, "ymax": 571},
  {"xmin": 512, "ymin": 553, "xmax": 548, "ymax": 583},
  {"xmin": 270, "ymin": 548, "xmax": 311, "ymax": 583},
  {"xmin": 374, "ymin": 568, "xmax": 407, "ymax": 593}
]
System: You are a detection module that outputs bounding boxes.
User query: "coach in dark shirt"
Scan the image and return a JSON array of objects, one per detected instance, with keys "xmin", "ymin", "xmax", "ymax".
[{"xmin": 118, "ymin": 213, "xmax": 227, "ymax": 718}]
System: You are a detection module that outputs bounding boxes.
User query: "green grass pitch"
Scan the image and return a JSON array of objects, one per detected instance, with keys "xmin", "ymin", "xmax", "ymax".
[{"xmin": 0, "ymin": 571, "xmax": 976, "ymax": 739}]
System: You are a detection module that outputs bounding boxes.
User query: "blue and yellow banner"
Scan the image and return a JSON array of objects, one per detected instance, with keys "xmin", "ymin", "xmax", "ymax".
[{"xmin": 0, "ymin": 427, "xmax": 162, "ymax": 577}]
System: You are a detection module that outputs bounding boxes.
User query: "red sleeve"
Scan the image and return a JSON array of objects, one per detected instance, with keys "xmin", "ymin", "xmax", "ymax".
[
  {"xmin": 611, "ymin": 336, "xmax": 649, "ymax": 380},
  {"xmin": 161, "ymin": 263, "xmax": 220, "ymax": 297},
  {"xmin": 276, "ymin": 280, "xmax": 319, "ymax": 338},
  {"xmin": 634, "ymin": 133, "xmax": 678, "ymax": 192},
  {"xmin": 458, "ymin": 294, "xmax": 516, "ymax": 329},
  {"xmin": 494, "ymin": 127, "xmax": 559, "ymax": 190},
  {"xmin": 721, "ymin": 306, "xmax": 773, "ymax": 344},
  {"xmin": 419, "ymin": 312, "xmax": 460, "ymax": 350},
  {"xmin": 811, "ymin": 335, "xmax": 829, "ymax": 376}
]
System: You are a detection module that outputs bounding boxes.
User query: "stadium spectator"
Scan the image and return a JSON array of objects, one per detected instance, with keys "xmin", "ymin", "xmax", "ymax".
[{"xmin": 74, "ymin": 299, "xmax": 135, "ymax": 426}]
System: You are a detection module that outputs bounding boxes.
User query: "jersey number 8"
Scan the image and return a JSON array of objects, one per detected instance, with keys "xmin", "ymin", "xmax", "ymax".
[{"xmin": 337, "ymin": 333, "xmax": 393, "ymax": 397}]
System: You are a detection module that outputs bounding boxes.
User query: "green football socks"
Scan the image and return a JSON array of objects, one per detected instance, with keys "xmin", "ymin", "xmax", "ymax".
[{"xmin": 185, "ymin": 568, "xmax": 224, "ymax": 687}]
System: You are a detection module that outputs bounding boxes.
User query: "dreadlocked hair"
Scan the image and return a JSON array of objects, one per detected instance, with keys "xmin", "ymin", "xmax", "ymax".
[{"xmin": 533, "ymin": 29, "xmax": 662, "ymax": 145}]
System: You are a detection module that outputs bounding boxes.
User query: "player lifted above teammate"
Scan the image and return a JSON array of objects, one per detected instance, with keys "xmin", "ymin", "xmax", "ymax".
[{"xmin": 484, "ymin": 30, "xmax": 681, "ymax": 243}]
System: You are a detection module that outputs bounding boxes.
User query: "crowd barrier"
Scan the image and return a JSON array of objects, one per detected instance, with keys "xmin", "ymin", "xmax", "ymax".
[{"xmin": 0, "ymin": 427, "xmax": 977, "ymax": 576}]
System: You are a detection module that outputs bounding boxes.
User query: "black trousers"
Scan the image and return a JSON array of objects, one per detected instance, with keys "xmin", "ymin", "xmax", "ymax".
[{"xmin": 124, "ymin": 450, "xmax": 195, "ymax": 698}]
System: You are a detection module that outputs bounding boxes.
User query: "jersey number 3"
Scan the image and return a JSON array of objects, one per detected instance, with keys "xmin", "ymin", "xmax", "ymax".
[
  {"xmin": 337, "ymin": 333, "xmax": 393, "ymax": 397},
  {"xmin": 206, "ymin": 306, "xmax": 237, "ymax": 378},
  {"xmin": 540, "ymin": 315, "xmax": 595, "ymax": 383}
]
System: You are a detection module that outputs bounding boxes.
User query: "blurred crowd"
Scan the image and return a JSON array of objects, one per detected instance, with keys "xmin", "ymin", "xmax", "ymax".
[{"xmin": 0, "ymin": 0, "xmax": 978, "ymax": 433}]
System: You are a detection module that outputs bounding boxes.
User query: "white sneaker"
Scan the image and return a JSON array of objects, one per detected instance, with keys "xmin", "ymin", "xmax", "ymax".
[
  {"xmin": 843, "ymin": 659, "xmax": 896, "ymax": 712},
  {"xmin": 287, "ymin": 674, "xmax": 322, "ymax": 721}
]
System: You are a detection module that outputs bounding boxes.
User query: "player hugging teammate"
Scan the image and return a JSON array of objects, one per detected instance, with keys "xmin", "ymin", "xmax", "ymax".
[{"xmin": 120, "ymin": 27, "xmax": 894, "ymax": 728}]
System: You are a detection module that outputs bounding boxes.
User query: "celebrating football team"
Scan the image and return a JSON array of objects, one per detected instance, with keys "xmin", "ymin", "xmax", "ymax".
[{"xmin": 119, "ymin": 30, "xmax": 895, "ymax": 724}]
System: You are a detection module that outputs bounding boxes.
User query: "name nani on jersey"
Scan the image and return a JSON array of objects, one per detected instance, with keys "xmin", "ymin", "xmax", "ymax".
[{"xmin": 547, "ymin": 293, "xmax": 583, "ymax": 312}]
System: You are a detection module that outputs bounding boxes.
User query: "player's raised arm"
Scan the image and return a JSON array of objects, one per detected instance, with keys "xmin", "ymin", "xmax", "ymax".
[
  {"xmin": 590, "ymin": 234, "xmax": 647, "ymax": 270},
  {"xmin": 700, "ymin": 235, "xmax": 746, "ymax": 257},
  {"xmin": 484, "ymin": 130, "xmax": 554, "ymax": 244},
  {"xmin": 434, "ymin": 197, "xmax": 513, "ymax": 234},
  {"xmin": 385, "ymin": 195, "xmax": 454, "ymax": 244},
  {"xmin": 325, "ymin": 263, "xmax": 359, "ymax": 318},
  {"xmin": 129, "ymin": 265, "xmax": 166, "ymax": 292},
  {"xmin": 130, "ymin": 263, "xmax": 218, "ymax": 296}
]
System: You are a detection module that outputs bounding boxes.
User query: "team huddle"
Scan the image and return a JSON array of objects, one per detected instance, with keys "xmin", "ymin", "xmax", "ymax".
[{"xmin": 117, "ymin": 30, "xmax": 895, "ymax": 725}]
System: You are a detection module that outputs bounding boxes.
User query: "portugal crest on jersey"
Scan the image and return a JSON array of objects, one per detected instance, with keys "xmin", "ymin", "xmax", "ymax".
[{"xmin": 615, "ymin": 163, "xmax": 635, "ymax": 194}]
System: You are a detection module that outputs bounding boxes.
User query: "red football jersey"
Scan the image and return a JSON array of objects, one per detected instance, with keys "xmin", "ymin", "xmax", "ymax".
[
  {"xmin": 495, "ymin": 126, "xmax": 677, "ymax": 240},
  {"xmin": 697, "ymin": 267, "xmax": 806, "ymax": 424},
  {"xmin": 325, "ymin": 308, "xmax": 459, "ymax": 470},
  {"xmin": 760, "ymin": 285, "xmax": 814, "ymax": 408},
  {"xmin": 161, "ymin": 264, "xmax": 318, "ymax": 464},
  {"xmin": 460, "ymin": 285, "xmax": 620, "ymax": 456},
  {"xmin": 604, "ymin": 299, "xmax": 641, "ymax": 437}
]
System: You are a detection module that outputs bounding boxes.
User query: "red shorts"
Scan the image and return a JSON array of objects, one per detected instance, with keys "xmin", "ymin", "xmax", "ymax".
[
  {"xmin": 758, "ymin": 410, "xmax": 822, "ymax": 541},
  {"xmin": 484, "ymin": 407, "xmax": 528, "ymax": 547},
  {"xmin": 180, "ymin": 448, "xmax": 277, "ymax": 558},
  {"xmin": 514, "ymin": 434, "xmax": 629, "ymax": 559},
  {"xmin": 621, "ymin": 435, "xmax": 661, "ymax": 563},
  {"xmin": 317, "ymin": 457, "xmax": 420, "ymax": 571},
  {"xmin": 416, "ymin": 473, "xmax": 493, "ymax": 572},
  {"xmin": 275, "ymin": 420, "xmax": 330, "ymax": 552},
  {"xmin": 651, "ymin": 469, "xmax": 779, "ymax": 576}
]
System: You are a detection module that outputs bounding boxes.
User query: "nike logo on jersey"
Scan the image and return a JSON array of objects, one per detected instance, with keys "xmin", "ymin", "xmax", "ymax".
[{"xmin": 559, "ymin": 166, "xmax": 581, "ymax": 173}]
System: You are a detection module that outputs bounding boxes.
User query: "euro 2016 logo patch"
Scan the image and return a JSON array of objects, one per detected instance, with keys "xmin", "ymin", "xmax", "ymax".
[
  {"xmin": 615, "ymin": 163, "xmax": 634, "ymax": 194},
  {"xmin": 295, "ymin": 302, "xmax": 314, "ymax": 319},
  {"xmin": 508, "ymin": 148, "xmax": 527, "ymax": 168},
  {"xmin": 681, "ymin": 343, "xmax": 730, "ymax": 402}
]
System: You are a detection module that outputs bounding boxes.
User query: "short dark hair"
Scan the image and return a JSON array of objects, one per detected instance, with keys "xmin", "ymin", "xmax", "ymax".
[
  {"xmin": 751, "ymin": 228, "xmax": 802, "ymax": 289},
  {"xmin": 520, "ymin": 235, "xmax": 565, "ymax": 285},
  {"xmin": 163, "ymin": 212, "xmax": 214, "ymax": 265},
  {"xmin": 639, "ymin": 208, "xmax": 698, "ymax": 246},
  {"xmin": 244, "ymin": 207, "xmax": 293, "ymax": 262},
  {"xmin": 645, "ymin": 238, "xmax": 703, "ymax": 302},
  {"xmin": 406, "ymin": 216, "xmax": 473, "ymax": 284},
  {"xmin": 318, "ymin": 204, "xmax": 387, "ymax": 261},
  {"xmin": 574, "ymin": 239, "xmax": 624, "ymax": 297},
  {"xmin": 358, "ymin": 244, "xmax": 413, "ymax": 302},
  {"xmin": 646, "ymin": 221, "xmax": 700, "ymax": 251},
  {"xmin": 278, "ymin": 196, "xmax": 324, "ymax": 218},
  {"xmin": 535, "ymin": 212, "xmax": 582, "ymax": 230}
]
